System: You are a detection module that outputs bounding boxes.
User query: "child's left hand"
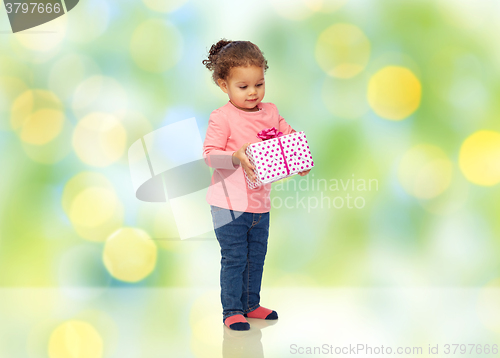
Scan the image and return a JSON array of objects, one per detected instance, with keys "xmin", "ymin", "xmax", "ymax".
[{"xmin": 298, "ymin": 169, "xmax": 311, "ymax": 176}]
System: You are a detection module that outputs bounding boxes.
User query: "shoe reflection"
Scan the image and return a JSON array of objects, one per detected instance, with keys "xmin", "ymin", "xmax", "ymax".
[{"xmin": 222, "ymin": 318, "xmax": 278, "ymax": 358}]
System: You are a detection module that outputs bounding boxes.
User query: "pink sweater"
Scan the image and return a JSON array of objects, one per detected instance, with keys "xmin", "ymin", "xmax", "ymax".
[{"xmin": 203, "ymin": 101, "xmax": 295, "ymax": 213}]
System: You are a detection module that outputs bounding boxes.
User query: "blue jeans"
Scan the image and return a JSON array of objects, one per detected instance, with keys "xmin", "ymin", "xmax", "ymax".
[{"xmin": 210, "ymin": 205, "xmax": 270, "ymax": 321}]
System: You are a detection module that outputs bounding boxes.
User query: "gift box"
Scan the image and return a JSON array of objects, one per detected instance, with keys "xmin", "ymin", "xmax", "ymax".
[{"xmin": 244, "ymin": 127, "xmax": 315, "ymax": 189}]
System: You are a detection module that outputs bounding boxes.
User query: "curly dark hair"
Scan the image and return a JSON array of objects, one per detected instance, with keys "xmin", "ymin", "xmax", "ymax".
[{"xmin": 202, "ymin": 39, "xmax": 269, "ymax": 86}]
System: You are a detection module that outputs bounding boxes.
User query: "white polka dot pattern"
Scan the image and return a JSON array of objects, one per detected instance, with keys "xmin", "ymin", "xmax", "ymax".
[{"xmin": 244, "ymin": 131, "xmax": 315, "ymax": 188}]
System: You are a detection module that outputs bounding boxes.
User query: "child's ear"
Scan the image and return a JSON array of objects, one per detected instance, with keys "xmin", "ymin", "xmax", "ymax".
[{"xmin": 217, "ymin": 79, "xmax": 228, "ymax": 94}]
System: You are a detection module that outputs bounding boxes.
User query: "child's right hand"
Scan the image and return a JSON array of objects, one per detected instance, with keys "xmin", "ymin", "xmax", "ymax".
[{"xmin": 233, "ymin": 143, "xmax": 256, "ymax": 182}]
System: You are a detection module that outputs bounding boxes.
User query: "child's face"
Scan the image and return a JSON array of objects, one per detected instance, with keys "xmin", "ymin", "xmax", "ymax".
[{"xmin": 217, "ymin": 65, "xmax": 265, "ymax": 112}]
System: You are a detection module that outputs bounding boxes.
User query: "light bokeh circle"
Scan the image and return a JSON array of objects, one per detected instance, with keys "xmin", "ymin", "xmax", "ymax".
[
  {"xmin": 62, "ymin": 172, "xmax": 124, "ymax": 242},
  {"xmin": 11, "ymin": 89, "xmax": 63, "ymax": 132},
  {"xmin": 10, "ymin": 89, "xmax": 70, "ymax": 163},
  {"xmin": 49, "ymin": 53, "xmax": 101, "ymax": 102},
  {"xmin": 398, "ymin": 144, "xmax": 453, "ymax": 199},
  {"xmin": 66, "ymin": 0, "xmax": 110, "ymax": 44},
  {"xmin": 62, "ymin": 173, "xmax": 114, "ymax": 213},
  {"xmin": 315, "ymin": 23, "xmax": 371, "ymax": 78},
  {"xmin": 103, "ymin": 228, "xmax": 157, "ymax": 282},
  {"xmin": 20, "ymin": 126, "xmax": 73, "ymax": 164},
  {"xmin": 130, "ymin": 19, "xmax": 182, "ymax": 73},
  {"xmin": 72, "ymin": 112, "xmax": 127, "ymax": 167},
  {"xmin": 20, "ymin": 109, "xmax": 65, "ymax": 145},
  {"xmin": 367, "ymin": 66, "xmax": 422, "ymax": 120},
  {"xmin": 69, "ymin": 188, "xmax": 119, "ymax": 228},
  {"xmin": 48, "ymin": 320, "xmax": 103, "ymax": 358},
  {"xmin": 14, "ymin": 15, "xmax": 67, "ymax": 52},
  {"xmin": 459, "ymin": 130, "xmax": 500, "ymax": 186},
  {"xmin": 72, "ymin": 76, "xmax": 128, "ymax": 119}
]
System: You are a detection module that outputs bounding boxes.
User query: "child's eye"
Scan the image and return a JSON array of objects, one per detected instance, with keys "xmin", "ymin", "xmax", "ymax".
[
  {"xmin": 256, "ymin": 83, "xmax": 263, "ymax": 87},
  {"xmin": 239, "ymin": 86, "xmax": 247, "ymax": 89}
]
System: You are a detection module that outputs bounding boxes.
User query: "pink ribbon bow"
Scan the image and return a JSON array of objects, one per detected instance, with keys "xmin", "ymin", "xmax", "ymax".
[
  {"xmin": 255, "ymin": 127, "xmax": 291, "ymax": 177},
  {"xmin": 256, "ymin": 127, "xmax": 283, "ymax": 141}
]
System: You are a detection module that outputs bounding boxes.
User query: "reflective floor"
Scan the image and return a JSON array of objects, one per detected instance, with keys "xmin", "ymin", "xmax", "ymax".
[{"xmin": 1, "ymin": 287, "xmax": 499, "ymax": 357}]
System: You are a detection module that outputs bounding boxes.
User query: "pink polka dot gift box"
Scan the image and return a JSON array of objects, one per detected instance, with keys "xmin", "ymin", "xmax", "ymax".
[{"xmin": 244, "ymin": 127, "xmax": 315, "ymax": 189}]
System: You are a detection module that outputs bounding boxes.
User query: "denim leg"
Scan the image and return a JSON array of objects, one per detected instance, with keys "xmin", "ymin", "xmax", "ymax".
[
  {"xmin": 211, "ymin": 206, "xmax": 252, "ymax": 320},
  {"xmin": 242, "ymin": 211, "xmax": 270, "ymax": 314}
]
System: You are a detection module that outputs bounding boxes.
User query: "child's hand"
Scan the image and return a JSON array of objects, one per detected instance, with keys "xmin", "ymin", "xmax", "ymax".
[
  {"xmin": 233, "ymin": 143, "xmax": 256, "ymax": 182},
  {"xmin": 298, "ymin": 169, "xmax": 311, "ymax": 176}
]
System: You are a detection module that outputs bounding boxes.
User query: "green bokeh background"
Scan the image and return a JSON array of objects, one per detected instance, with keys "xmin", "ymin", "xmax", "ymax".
[
  {"xmin": 1, "ymin": 0, "xmax": 499, "ymax": 291},
  {"xmin": 0, "ymin": 0, "xmax": 500, "ymax": 352},
  {"xmin": 3, "ymin": 0, "xmax": 500, "ymax": 356}
]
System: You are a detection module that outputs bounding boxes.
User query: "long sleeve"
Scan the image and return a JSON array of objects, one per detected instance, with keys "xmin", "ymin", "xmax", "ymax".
[
  {"xmin": 203, "ymin": 110, "xmax": 239, "ymax": 169},
  {"xmin": 272, "ymin": 103, "xmax": 295, "ymax": 135}
]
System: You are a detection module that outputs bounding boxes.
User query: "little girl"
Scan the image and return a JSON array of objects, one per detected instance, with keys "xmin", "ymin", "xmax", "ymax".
[{"xmin": 202, "ymin": 39, "xmax": 311, "ymax": 331}]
